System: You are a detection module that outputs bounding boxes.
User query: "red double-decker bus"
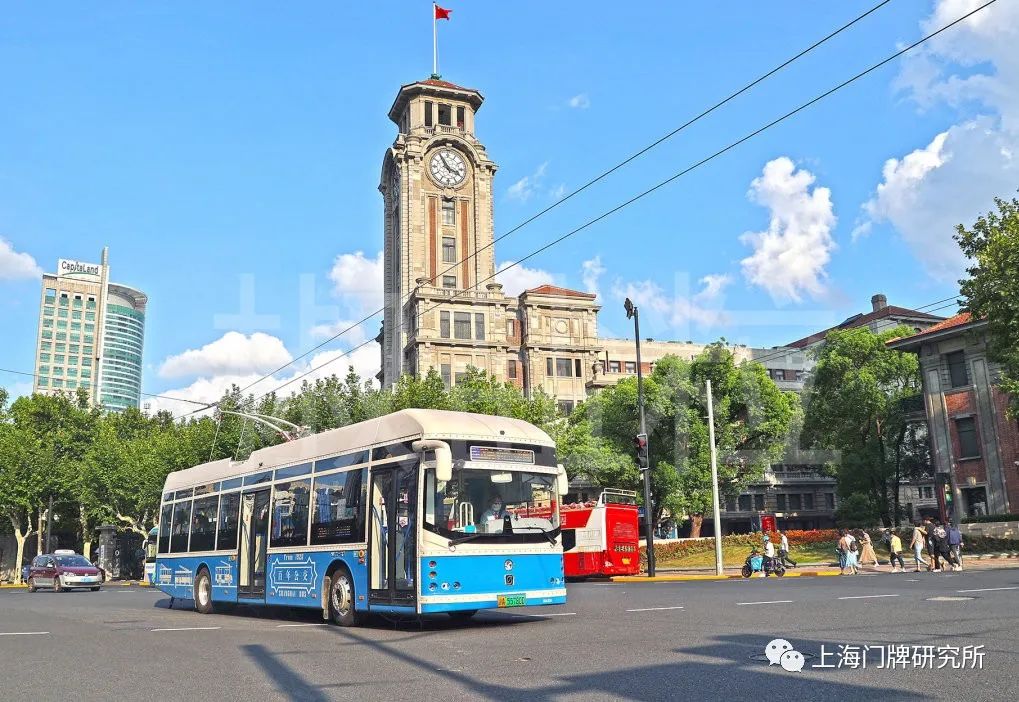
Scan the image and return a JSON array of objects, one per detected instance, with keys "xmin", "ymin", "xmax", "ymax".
[{"xmin": 561, "ymin": 489, "xmax": 640, "ymax": 578}]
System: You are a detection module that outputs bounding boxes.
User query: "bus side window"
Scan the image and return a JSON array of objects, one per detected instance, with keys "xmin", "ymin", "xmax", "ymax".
[{"xmin": 158, "ymin": 503, "xmax": 172, "ymax": 554}]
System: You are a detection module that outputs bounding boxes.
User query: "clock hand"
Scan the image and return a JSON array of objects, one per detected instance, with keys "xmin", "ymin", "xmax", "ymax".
[{"xmin": 440, "ymin": 154, "xmax": 456, "ymax": 171}]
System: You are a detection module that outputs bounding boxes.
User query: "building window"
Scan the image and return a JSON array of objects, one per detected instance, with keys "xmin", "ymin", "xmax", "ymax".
[
  {"xmin": 795, "ymin": 370, "xmax": 806, "ymax": 382},
  {"xmin": 804, "ymin": 493, "xmax": 814, "ymax": 510},
  {"xmin": 442, "ymin": 236, "xmax": 456, "ymax": 263},
  {"xmin": 72, "ymin": 297, "xmax": 83, "ymax": 309},
  {"xmin": 474, "ymin": 313, "xmax": 485, "ymax": 340},
  {"xmin": 440, "ymin": 311, "xmax": 450, "ymax": 338},
  {"xmin": 546, "ymin": 358, "xmax": 554, "ymax": 376},
  {"xmin": 556, "ymin": 358, "xmax": 573, "ymax": 377},
  {"xmin": 921, "ymin": 486, "xmax": 933, "ymax": 499},
  {"xmin": 82, "ymin": 357, "xmax": 92, "ymax": 367},
  {"xmin": 825, "ymin": 493, "xmax": 835, "ymax": 510},
  {"xmin": 789, "ymin": 494, "xmax": 802, "ymax": 511},
  {"xmin": 772, "ymin": 369, "xmax": 786, "ymax": 381},
  {"xmin": 456, "ymin": 105, "xmax": 465, "ymax": 128},
  {"xmin": 575, "ymin": 358, "xmax": 582, "ymax": 378},
  {"xmin": 440, "ymin": 364, "xmax": 451, "ymax": 388},
  {"xmin": 45, "ymin": 288, "xmax": 56, "ymax": 299},
  {"xmin": 725, "ymin": 498, "xmax": 736, "ymax": 512},
  {"xmin": 424, "ymin": 101, "xmax": 433, "ymax": 127},
  {"xmin": 558, "ymin": 400, "xmax": 575, "ymax": 415},
  {"xmin": 737, "ymin": 495, "xmax": 751, "ymax": 512},
  {"xmin": 38, "ymin": 378, "xmax": 49, "ymax": 387},
  {"xmin": 442, "ymin": 275, "xmax": 456, "ymax": 289},
  {"xmin": 609, "ymin": 360, "xmax": 621, "ymax": 373},
  {"xmin": 753, "ymin": 494, "xmax": 764, "ymax": 511},
  {"xmin": 776, "ymin": 494, "xmax": 787, "ymax": 511},
  {"xmin": 453, "ymin": 312, "xmax": 471, "ymax": 339},
  {"xmin": 43, "ymin": 306, "xmax": 54, "ymax": 316},
  {"xmin": 441, "ymin": 199, "xmax": 456, "ymax": 226},
  {"xmin": 624, "ymin": 361, "xmax": 636, "ymax": 374},
  {"xmin": 86, "ymin": 297, "xmax": 96, "ymax": 310},
  {"xmin": 946, "ymin": 351, "xmax": 969, "ymax": 388},
  {"xmin": 438, "ymin": 103, "xmax": 451, "ymax": 126},
  {"xmin": 955, "ymin": 416, "xmax": 980, "ymax": 458},
  {"xmin": 507, "ymin": 359, "xmax": 517, "ymax": 379}
]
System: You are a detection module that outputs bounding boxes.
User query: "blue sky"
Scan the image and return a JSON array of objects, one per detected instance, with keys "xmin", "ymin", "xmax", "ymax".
[{"xmin": 1, "ymin": 1, "xmax": 1015, "ymax": 411}]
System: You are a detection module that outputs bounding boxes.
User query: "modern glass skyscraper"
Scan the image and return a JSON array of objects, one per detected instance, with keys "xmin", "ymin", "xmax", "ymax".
[{"xmin": 32, "ymin": 248, "xmax": 147, "ymax": 411}]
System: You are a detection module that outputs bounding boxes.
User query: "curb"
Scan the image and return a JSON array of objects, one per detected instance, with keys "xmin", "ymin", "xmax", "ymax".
[
  {"xmin": 612, "ymin": 570, "xmax": 841, "ymax": 583},
  {"xmin": 0, "ymin": 581, "xmax": 150, "ymax": 589}
]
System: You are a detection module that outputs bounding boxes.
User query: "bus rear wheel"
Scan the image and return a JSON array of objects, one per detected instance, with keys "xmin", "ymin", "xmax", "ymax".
[
  {"xmin": 329, "ymin": 569, "xmax": 360, "ymax": 627},
  {"xmin": 194, "ymin": 568, "xmax": 214, "ymax": 614}
]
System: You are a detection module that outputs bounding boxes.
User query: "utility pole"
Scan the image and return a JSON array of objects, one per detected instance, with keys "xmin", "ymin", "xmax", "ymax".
[
  {"xmin": 625, "ymin": 298, "xmax": 655, "ymax": 577},
  {"xmin": 45, "ymin": 495, "xmax": 54, "ymax": 554},
  {"xmin": 706, "ymin": 380, "xmax": 724, "ymax": 576}
]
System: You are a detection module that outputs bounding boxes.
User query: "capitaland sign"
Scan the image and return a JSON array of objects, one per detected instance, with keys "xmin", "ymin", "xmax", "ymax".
[{"xmin": 57, "ymin": 259, "xmax": 102, "ymax": 280}]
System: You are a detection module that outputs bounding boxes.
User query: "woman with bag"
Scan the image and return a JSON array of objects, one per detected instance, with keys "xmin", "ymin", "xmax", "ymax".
[{"xmin": 857, "ymin": 530, "xmax": 880, "ymax": 570}]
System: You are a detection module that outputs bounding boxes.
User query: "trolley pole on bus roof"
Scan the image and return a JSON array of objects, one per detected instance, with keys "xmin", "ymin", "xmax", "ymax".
[
  {"xmin": 706, "ymin": 380, "xmax": 724, "ymax": 576},
  {"xmin": 625, "ymin": 298, "xmax": 655, "ymax": 577}
]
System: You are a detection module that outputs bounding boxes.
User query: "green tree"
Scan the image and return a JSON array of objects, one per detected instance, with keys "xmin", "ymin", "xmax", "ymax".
[
  {"xmin": 801, "ymin": 326, "xmax": 929, "ymax": 527},
  {"xmin": 956, "ymin": 195, "xmax": 1019, "ymax": 416}
]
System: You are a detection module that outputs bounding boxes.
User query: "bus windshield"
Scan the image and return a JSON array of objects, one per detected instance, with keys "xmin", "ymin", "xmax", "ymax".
[{"xmin": 423, "ymin": 466, "xmax": 559, "ymax": 541}]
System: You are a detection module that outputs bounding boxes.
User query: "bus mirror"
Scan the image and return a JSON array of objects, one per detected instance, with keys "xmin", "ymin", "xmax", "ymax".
[
  {"xmin": 413, "ymin": 440, "xmax": 453, "ymax": 482},
  {"xmin": 556, "ymin": 464, "xmax": 569, "ymax": 497}
]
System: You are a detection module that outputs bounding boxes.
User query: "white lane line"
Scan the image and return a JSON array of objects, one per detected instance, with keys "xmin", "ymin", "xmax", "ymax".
[
  {"xmin": 905, "ymin": 579, "xmax": 920, "ymax": 582},
  {"xmin": 540, "ymin": 612, "xmax": 577, "ymax": 617},
  {"xmin": 838, "ymin": 594, "xmax": 900, "ymax": 600},
  {"xmin": 0, "ymin": 631, "xmax": 49, "ymax": 636},
  {"xmin": 150, "ymin": 626, "xmax": 222, "ymax": 632},
  {"xmin": 625, "ymin": 606, "xmax": 685, "ymax": 612},
  {"xmin": 957, "ymin": 586, "xmax": 1019, "ymax": 593},
  {"xmin": 737, "ymin": 600, "xmax": 793, "ymax": 606},
  {"xmin": 276, "ymin": 623, "xmax": 327, "ymax": 628}
]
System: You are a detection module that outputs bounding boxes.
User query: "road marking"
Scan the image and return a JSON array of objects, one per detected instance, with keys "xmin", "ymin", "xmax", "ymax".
[
  {"xmin": 625, "ymin": 606, "xmax": 685, "ymax": 612},
  {"xmin": 956, "ymin": 586, "xmax": 1019, "ymax": 593},
  {"xmin": 905, "ymin": 579, "xmax": 920, "ymax": 582},
  {"xmin": 276, "ymin": 623, "xmax": 327, "ymax": 628},
  {"xmin": 838, "ymin": 594, "xmax": 900, "ymax": 600},
  {"xmin": 0, "ymin": 631, "xmax": 49, "ymax": 636},
  {"xmin": 541, "ymin": 612, "xmax": 577, "ymax": 617},
  {"xmin": 736, "ymin": 600, "xmax": 793, "ymax": 606},
  {"xmin": 150, "ymin": 626, "xmax": 222, "ymax": 632}
]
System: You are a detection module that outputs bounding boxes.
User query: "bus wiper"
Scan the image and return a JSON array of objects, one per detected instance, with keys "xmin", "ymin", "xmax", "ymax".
[
  {"xmin": 448, "ymin": 533, "xmax": 485, "ymax": 547},
  {"xmin": 511, "ymin": 525, "xmax": 557, "ymax": 546}
]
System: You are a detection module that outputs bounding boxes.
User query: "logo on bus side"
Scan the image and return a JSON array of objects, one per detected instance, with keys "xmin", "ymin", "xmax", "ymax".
[{"xmin": 269, "ymin": 555, "xmax": 318, "ymax": 598}]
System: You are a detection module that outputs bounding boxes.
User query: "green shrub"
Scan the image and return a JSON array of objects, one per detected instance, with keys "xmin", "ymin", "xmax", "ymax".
[{"xmin": 961, "ymin": 513, "xmax": 1019, "ymax": 524}]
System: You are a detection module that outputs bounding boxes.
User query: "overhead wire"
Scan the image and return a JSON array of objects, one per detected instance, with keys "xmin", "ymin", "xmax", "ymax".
[{"xmin": 220, "ymin": 0, "xmax": 992, "ymax": 414}]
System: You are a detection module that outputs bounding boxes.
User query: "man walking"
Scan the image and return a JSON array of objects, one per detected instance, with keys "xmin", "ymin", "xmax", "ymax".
[
  {"xmin": 884, "ymin": 529, "xmax": 905, "ymax": 572},
  {"xmin": 930, "ymin": 519, "xmax": 960, "ymax": 572},
  {"xmin": 947, "ymin": 523, "xmax": 964, "ymax": 571},
  {"xmin": 910, "ymin": 521, "xmax": 929, "ymax": 572},
  {"xmin": 778, "ymin": 531, "xmax": 797, "ymax": 568}
]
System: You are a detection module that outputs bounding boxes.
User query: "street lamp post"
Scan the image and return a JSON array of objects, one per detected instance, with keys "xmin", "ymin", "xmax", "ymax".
[{"xmin": 625, "ymin": 298, "xmax": 655, "ymax": 577}]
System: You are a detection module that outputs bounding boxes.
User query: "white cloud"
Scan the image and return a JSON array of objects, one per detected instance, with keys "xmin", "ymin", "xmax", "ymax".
[
  {"xmin": 158, "ymin": 331, "xmax": 293, "ymax": 379},
  {"xmin": 549, "ymin": 183, "xmax": 567, "ymax": 201},
  {"xmin": 568, "ymin": 94, "xmax": 591, "ymax": 109},
  {"xmin": 495, "ymin": 260, "xmax": 562, "ymax": 297},
  {"xmin": 581, "ymin": 256, "xmax": 606, "ymax": 298},
  {"xmin": 740, "ymin": 157, "xmax": 836, "ymax": 303},
  {"xmin": 856, "ymin": 0, "xmax": 1019, "ymax": 280},
  {"xmin": 328, "ymin": 250, "xmax": 384, "ymax": 313},
  {"xmin": 149, "ymin": 343, "xmax": 381, "ymax": 417},
  {"xmin": 308, "ymin": 319, "xmax": 369, "ymax": 345},
  {"xmin": 610, "ymin": 278, "xmax": 727, "ymax": 329},
  {"xmin": 695, "ymin": 274, "xmax": 732, "ymax": 301},
  {"xmin": 0, "ymin": 238, "xmax": 42, "ymax": 280},
  {"xmin": 506, "ymin": 162, "xmax": 549, "ymax": 202}
]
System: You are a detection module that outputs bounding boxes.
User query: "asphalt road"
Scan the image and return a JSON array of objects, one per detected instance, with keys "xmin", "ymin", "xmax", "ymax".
[{"xmin": 2, "ymin": 567, "xmax": 1017, "ymax": 701}]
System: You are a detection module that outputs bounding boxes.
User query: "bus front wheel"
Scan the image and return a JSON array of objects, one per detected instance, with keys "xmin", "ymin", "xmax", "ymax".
[
  {"xmin": 329, "ymin": 569, "xmax": 360, "ymax": 627},
  {"xmin": 194, "ymin": 568, "xmax": 214, "ymax": 614}
]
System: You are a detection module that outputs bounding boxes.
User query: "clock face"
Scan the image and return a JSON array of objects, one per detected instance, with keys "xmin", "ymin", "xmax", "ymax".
[{"xmin": 429, "ymin": 148, "xmax": 467, "ymax": 187}]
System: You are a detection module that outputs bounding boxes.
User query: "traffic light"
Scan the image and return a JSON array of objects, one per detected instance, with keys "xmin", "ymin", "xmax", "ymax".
[{"xmin": 634, "ymin": 433, "xmax": 649, "ymax": 470}]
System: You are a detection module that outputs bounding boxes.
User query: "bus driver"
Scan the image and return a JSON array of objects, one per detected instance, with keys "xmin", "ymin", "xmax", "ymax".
[{"xmin": 480, "ymin": 494, "xmax": 507, "ymax": 531}]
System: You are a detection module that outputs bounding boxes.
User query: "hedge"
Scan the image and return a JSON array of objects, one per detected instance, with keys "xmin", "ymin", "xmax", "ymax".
[{"xmin": 961, "ymin": 513, "xmax": 1019, "ymax": 524}]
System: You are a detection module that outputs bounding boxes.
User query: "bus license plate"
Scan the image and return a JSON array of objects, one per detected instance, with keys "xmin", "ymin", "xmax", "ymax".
[{"xmin": 498, "ymin": 594, "xmax": 526, "ymax": 608}]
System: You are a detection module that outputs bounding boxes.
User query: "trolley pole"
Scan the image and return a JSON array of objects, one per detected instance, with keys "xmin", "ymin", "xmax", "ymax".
[
  {"xmin": 625, "ymin": 298, "xmax": 655, "ymax": 577},
  {"xmin": 706, "ymin": 380, "xmax": 724, "ymax": 576}
]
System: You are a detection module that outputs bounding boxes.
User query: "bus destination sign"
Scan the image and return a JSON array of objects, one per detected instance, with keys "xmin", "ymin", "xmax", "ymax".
[{"xmin": 469, "ymin": 446, "xmax": 535, "ymax": 464}]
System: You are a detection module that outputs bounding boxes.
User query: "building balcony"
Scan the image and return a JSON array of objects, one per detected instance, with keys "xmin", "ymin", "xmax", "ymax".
[
  {"xmin": 412, "ymin": 286, "xmax": 503, "ymax": 302},
  {"xmin": 423, "ymin": 125, "xmax": 471, "ymax": 139}
]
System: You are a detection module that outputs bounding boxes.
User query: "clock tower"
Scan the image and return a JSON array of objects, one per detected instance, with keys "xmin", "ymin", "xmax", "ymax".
[{"xmin": 379, "ymin": 78, "xmax": 512, "ymax": 386}]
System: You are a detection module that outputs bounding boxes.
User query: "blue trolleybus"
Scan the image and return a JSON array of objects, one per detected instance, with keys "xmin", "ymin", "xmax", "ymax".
[{"xmin": 155, "ymin": 409, "xmax": 568, "ymax": 624}]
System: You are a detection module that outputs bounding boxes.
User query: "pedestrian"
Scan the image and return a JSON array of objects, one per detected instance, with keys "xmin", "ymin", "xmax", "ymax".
[
  {"xmin": 763, "ymin": 534, "xmax": 777, "ymax": 576},
  {"xmin": 838, "ymin": 530, "xmax": 859, "ymax": 575},
  {"xmin": 930, "ymin": 519, "xmax": 960, "ymax": 572},
  {"xmin": 779, "ymin": 530, "xmax": 797, "ymax": 568},
  {"xmin": 884, "ymin": 529, "xmax": 905, "ymax": 572},
  {"xmin": 857, "ymin": 530, "xmax": 880, "ymax": 570},
  {"xmin": 910, "ymin": 520, "xmax": 929, "ymax": 572},
  {"xmin": 836, "ymin": 529, "xmax": 848, "ymax": 575},
  {"xmin": 947, "ymin": 523, "xmax": 964, "ymax": 571}
]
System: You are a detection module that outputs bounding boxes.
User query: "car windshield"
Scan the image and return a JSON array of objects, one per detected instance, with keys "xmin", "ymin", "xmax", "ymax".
[
  {"xmin": 54, "ymin": 555, "xmax": 93, "ymax": 567},
  {"xmin": 424, "ymin": 466, "xmax": 559, "ymax": 540}
]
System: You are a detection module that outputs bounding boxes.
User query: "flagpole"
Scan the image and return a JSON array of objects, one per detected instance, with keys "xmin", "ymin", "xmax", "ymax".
[{"xmin": 432, "ymin": 3, "xmax": 438, "ymax": 77}]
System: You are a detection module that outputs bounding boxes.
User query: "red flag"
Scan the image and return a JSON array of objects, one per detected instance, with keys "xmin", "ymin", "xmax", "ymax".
[{"xmin": 434, "ymin": 4, "xmax": 451, "ymax": 20}]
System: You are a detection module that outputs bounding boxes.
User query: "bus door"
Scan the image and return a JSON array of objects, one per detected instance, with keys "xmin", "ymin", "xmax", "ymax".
[
  {"xmin": 369, "ymin": 461, "xmax": 418, "ymax": 607},
  {"xmin": 238, "ymin": 489, "xmax": 270, "ymax": 599}
]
